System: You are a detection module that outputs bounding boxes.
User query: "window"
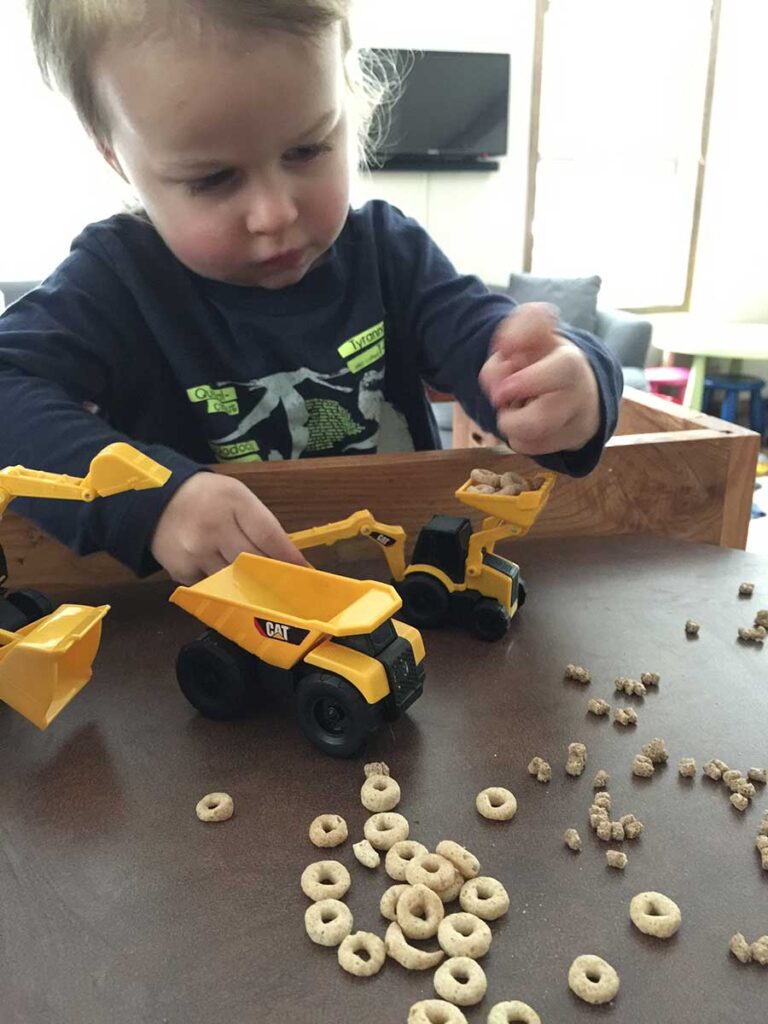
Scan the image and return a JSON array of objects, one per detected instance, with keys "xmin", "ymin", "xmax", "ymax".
[{"xmin": 527, "ymin": 0, "xmax": 717, "ymax": 310}]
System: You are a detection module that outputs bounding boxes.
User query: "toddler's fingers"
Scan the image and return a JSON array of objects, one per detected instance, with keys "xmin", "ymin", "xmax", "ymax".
[
  {"xmin": 491, "ymin": 303, "xmax": 560, "ymax": 363},
  {"xmin": 490, "ymin": 348, "xmax": 577, "ymax": 408},
  {"xmin": 497, "ymin": 392, "xmax": 576, "ymax": 455},
  {"xmin": 235, "ymin": 489, "xmax": 310, "ymax": 566}
]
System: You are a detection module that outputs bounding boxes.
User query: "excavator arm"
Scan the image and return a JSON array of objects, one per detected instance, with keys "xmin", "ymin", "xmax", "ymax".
[
  {"xmin": 290, "ymin": 510, "xmax": 407, "ymax": 581},
  {"xmin": 0, "ymin": 442, "xmax": 172, "ymax": 517}
]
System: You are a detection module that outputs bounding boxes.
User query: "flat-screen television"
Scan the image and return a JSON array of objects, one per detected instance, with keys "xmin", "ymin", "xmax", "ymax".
[{"xmin": 366, "ymin": 49, "xmax": 510, "ymax": 170}]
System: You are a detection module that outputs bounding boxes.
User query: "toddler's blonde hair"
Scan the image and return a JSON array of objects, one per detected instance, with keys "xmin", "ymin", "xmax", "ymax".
[{"xmin": 27, "ymin": 0, "xmax": 387, "ymax": 156}]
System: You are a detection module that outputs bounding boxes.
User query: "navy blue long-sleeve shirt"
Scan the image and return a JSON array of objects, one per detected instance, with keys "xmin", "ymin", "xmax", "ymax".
[{"xmin": 0, "ymin": 200, "xmax": 622, "ymax": 575}]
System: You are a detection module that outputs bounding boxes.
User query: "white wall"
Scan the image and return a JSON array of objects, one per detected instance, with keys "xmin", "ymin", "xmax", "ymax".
[{"xmin": 352, "ymin": 0, "xmax": 536, "ymax": 285}]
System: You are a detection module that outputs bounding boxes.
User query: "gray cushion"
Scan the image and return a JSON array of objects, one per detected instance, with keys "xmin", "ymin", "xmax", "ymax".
[{"xmin": 506, "ymin": 273, "xmax": 601, "ymax": 334}]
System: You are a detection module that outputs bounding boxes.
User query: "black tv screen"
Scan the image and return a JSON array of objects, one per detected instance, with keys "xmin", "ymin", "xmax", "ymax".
[{"xmin": 367, "ymin": 49, "xmax": 510, "ymax": 168}]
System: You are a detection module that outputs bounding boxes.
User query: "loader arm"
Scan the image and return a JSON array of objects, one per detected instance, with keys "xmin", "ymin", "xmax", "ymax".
[
  {"xmin": 0, "ymin": 442, "xmax": 171, "ymax": 516},
  {"xmin": 465, "ymin": 517, "xmax": 532, "ymax": 578},
  {"xmin": 290, "ymin": 510, "xmax": 407, "ymax": 581}
]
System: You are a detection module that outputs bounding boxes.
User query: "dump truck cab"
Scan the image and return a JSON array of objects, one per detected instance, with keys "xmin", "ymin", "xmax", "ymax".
[{"xmin": 170, "ymin": 554, "xmax": 425, "ymax": 757}]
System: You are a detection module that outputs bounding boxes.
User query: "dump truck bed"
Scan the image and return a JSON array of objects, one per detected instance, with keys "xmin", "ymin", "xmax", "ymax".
[{"xmin": 170, "ymin": 553, "xmax": 404, "ymax": 669}]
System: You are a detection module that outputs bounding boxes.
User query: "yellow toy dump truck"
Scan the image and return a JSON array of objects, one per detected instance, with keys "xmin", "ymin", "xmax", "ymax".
[
  {"xmin": 170, "ymin": 557, "xmax": 425, "ymax": 757},
  {"xmin": 0, "ymin": 443, "xmax": 171, "ymax": 727},
  {"xmin": 289, "ymin": 470, "xmax": 557, "ymax": 642}
]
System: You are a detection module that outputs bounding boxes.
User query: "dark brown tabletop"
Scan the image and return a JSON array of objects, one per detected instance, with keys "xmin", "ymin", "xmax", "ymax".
[{"xmin": 1, "ymin": 535, "xmax": 766, "ymax": 1024}]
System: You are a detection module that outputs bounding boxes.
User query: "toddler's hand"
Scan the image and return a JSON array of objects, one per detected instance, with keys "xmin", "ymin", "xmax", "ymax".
[
  {"xmin": 150, "ymin": 472, "xmax": 309, "ymax": 584},
  {"xmin": 479, "ymin": 303, "xmax": 600, "ymax": 455}
]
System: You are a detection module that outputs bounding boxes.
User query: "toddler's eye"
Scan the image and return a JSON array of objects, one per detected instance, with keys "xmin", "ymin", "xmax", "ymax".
[
  {"xmin": 187, "ymin": 169, "xmax": 236, "ymax": 195},
  {"xmin": 283, "ymin": 143, "xmax": 332, "ymax": 164}
]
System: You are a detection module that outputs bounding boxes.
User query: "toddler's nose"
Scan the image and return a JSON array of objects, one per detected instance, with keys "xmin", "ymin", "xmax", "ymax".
[{"xmin": 244, "ymin": 180, "xmax": 298, "ymax": 235}]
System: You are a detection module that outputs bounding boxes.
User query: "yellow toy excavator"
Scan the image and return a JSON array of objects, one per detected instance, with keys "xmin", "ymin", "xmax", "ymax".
[
  {"xmin": 289, "ymin": 471, "xmax": 557, "ymax": 642},
  {"xmin": 0, "ymin": 443, "xmax": 171, "ymax": 727}
]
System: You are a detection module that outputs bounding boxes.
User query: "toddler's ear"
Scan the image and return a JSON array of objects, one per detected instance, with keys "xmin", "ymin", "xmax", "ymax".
[{"xmin": 97, "ymin": 142, "xmax": 128, "ymax": 182}]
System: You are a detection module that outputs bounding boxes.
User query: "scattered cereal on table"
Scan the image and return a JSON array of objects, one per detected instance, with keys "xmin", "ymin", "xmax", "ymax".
[
  {"xmin": 363, "ymin": 761, "xmax": 390, "ymax": 778},
  {"xmin": 615, "ymin": 676, "xmax": 645, "ymax": 697},
  {"xmin": 610, "ymin": 821, "xmax": 625, "ymax": 841},
  {"xmin": 685, "ymin": 619, "xmax": 700, "ymax": 636},
  {"xmin": 739, "ymin": 582, "xmax": 755, "ymax": 596},
  {"xmin": 747, "ymin": 767, "xmax": 767, "ymax": 784},
  {"xmin": 593, "ymin": 769, "xmax": 610, "ymax": 789},
  {"xmin": 606, "ymin": 850, "xmax": 628, "ymax": 869},
  {"xmin": 564, "ymin": 828, "xmax": 582, "ymax": 851},
  {"xmin": 594, "ymin": 792, "xmax": 612, "ymax": 811},
  {"xmin": 624, "ymin": 818, "xmax": 645, "ymax": 840},
  {"xmin": 730, "ymin": 793, "xmax": 749, "ymax": 812},
  {"xmin": 337, "ymin": 930, "xmax": 386, "ymax": 976},
  {"xmin": 566, "ymin": 742, "xmax": 587, "ymax": 776},
  {"xmin": 630, "ymin": 891, "xmax": 681, "ymax": 938},
  {"xmin": 568, "ymin": 954, "xmax": 620, "ymax": 1005},
  {"xmin": 596, "ymin": 820, "xmax": 612, "ymax": 842},
  {"xmin": 304, "ymin": 899, "xmax": 353, "ymax": 947},
  {"xmin": 678, "ymin": 757, "xmax": 697, "ymax": 777},
  {"xmin": 352, "ymin": 838, "xmax": 380, "ymax": 869},
  {"xmin": 642, "ymin": 737, "xmax": 669, "ymax": 764},
  {"xmin": 587, "ymin": 698, "xmax": 611, "ymax": 716},
  {"xmin": 751, "ymin": 936, "xmax": 768, "ymax": 965},
  {"xmin": 407, "ymin": 1000, "xmax": 468, "ymax": 1024},
  {"xmin": 308, "ymin": 813, "xmax": 348, "ymax": 848},
  {"xmin": 755, "ymin": 610, "xmax": 768, "ymax": 628},
  {"xmin": 738, "ymin": 625, "xmax": 766, "ymax": 643},
  {"xmin": 475, "ymin": 787, "xmax": 517, "ymax": 821},
  {"xmin": 565, "ymin": 664, "xmax": 591, "ymax": 683},
  {"xmin": 195, "ymin": 792, "xmax": 234, "ymax": 823},
  {"xmin": 640, "ymin": 671, "xmax": 660, "ymax": 686},
  {"xmin": 528, "ymin": 756, "xmax": 552, "ymax": 783},
  {"xmin": 433, "ymin": 955, "xmax": 488, "ymax": 1007},
  {"xmin": 703, "ymin": 759, "xmax": 724, "ymax": 781}
]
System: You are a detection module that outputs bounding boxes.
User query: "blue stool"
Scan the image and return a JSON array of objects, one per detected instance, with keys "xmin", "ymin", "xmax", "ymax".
[{"xmin": 702, "ymin": 374, "xmax": 766, "ymax": 438}]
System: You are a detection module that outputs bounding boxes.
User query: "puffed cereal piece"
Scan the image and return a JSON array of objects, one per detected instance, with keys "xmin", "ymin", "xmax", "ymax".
[
  {"xmin": 564, "ymin": 828, "xmax": 582, "ymax": 851},
  {"xmin": 566, "ymin": 742, "xmax": 587, "ymax": 777},
  {"xmin": 568, "ymin": 955, "xmax": 620, "ymax": 1004},
  {"xmin": 436, "ymin": 840, "xmax": 481, "ymax": 880},
  {"xmin": 632, "ymin": 754, "xmax": 655, "ymax": 778},
  {"xmin": 437, "ymin": 912, "xmax": 492, "ymax": 959},
  {"xmin": 408, "ymin": 1000, "xmax": 468, "ymax": 1024},
  {"xmin": 308, "ymin": 813, "xmax": 348, "ymax": 848},
  {"xmin": 739, "ymin": 581, "xmax": 755, "ymax": 596},
  {"xmin": 527, "ymin": 756, "xmax": 543, "ymax": 775},
  {"xmin": 380, "ymin": 883, "xmax": 410, "ymax": 921},
  {"xmin": 301, "ymin": 860, "xmax": 351, "ymax": 902},
  {"xmin": 434, "ymin": 956, "xmax": 488, "ymax": 1007},
  {"xmin": 363, "ymin": 760, "xmax": 390, "ymax": 778},
  {"xmin": 703, "ymin": 759, "xmax": 723, "ymax": 781},
  {"xmin": 593, "ymin": 769, "xmax": 610, "ymax": 789},
  {"xmin": 385, "ymin": 921, "xmax": 445, "ymax": 970},
  {"xmin": 476, "ymin": 787, "xmax": 518, "ymax": 820},
  {"xmin": 364, "ymin": 811, "xmax": 409, "ymax": 850},
  {"xmin": 610, "ymin": 822, "xmax": 625, "ymax": 841},
  {"xmin": 642, "ymin": 737, "xmax": 669, "ymax": 764},
  {"xmin": 594, "ymin": 791, "xmax": 612, "ymax": 810},
  {"xmin": 470, "ymin": 468, "xmax": 501, "ymax": 488},
  {"xmin": 678, "ymin": 757, "xmax": 697, "ymax": 777},
  {"xmin": 606, "ymin": 850, "xmax": 628, "ymax": 870},
  {"xmin": 733, "ymin": 779, "xmax": 756, "ymax": 799},
  {"xmin": 751, "ymin": 935, "xmax": 768, "ymax": 965},
  {"xmin": 195, "ymin": 792, "xmax": 234, "ymax": 822},
  {"xmin": 738, "ymin": 626, "xmax": 766, "ymax": 642},
  {"xmin": 712, "ymin": 758, "xmax": 730, "ymax": 773},
  {"xmin": 588, "ymin": 698, "xmax": 611, "ymax": 716},
  {"xmin": 397, "ymin": 883, "xmax": 445, "ymax": 940},
  {"xmin": 640, "ymin": 671, "xmax": 660, "ymax": 686},
  {"xmin": 722, "ymin": 769, "xmax": 741, "ymax": 786},
  {"xmin": 500, "ymin": 469, "xmax": 529, "ymax": 489},
  {"xmin": 755, "ymin": 610, "xmax": 768, "ymax": 628},
  {"xmin": 685, "ymin": 619, "xmax": 700, "ymax": 635},
  {"xmin": 747, "ymin": 767, "xmax": 767, "ymax": 784},
  {"xmin": 469, "ymin": 483, "xmax": 496, "ymax": 494},
  {"xmin": 337, "ymin": 931, "xmax": 386, "ymax": 976},
  {"xmin": 352, "ymin": 838, "xmax": 380, "ymax": 869},
  {"xmin": 564, "ymin": 663, "xmax": 591, "ymax": 683},
  {"xmin": 487, "ymin": 1002, "xmax": 542, "ymax": 1024},
  {"xmin": 624, "ymin": 819, "xmax": 644, "ymax": 840},
  {"xmin": 730, "ymin": 793, "xmax": 749, "ymax": 811},
  {"xmin": 304, "ymin": 898, "xmax": 353, "ymax": 947},
  {"xmin": 361, "ymin": 773, "xmax": 401, "ymax": 812},
  {"xmin": 629, "ymin": 891, "xmax": 681, "ymax": 938},
  {"xmin": 385, "ymin": 839, "xmax": 429, "ymax": 881},
  {"xmin": 614, "ymin": 706, "xmax": 638, "ymax": 726},
  {"xmin": 596, "ymin": 820, "xmax": 612, "ymax": 842},
  {"xmin": 729, "ymin": 932, "xmax": 752, "ymax": 963},
  {"xmin": 437, "ymin": 867, "xmax": 465, "ymax": 904},
  {"xmin": 459, "ymin": 876, "xmax": 510, "ymax": 921},
  {"xmin": 405, "ymin": 853, "xmax": 456, "ymax": 892},
  {"xmin": 535, "ymin": 761, "xmax": 552, "ymax": 783},
  {"xmin": 755, "ymin": 834, "xmax": 768, "ymax": 852},
  {"xmin": 590, "ymin": 808, "xmax": 609, "ymax": 830}
]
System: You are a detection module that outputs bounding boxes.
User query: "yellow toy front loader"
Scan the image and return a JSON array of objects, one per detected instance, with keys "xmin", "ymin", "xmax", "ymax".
[
  {"xmin": 289, "ymin": 471, "xmax": 557, "ymax": 641},
  {"xmin": 0, "ymin": 443, "xmax": 171, "ymax": 727}
]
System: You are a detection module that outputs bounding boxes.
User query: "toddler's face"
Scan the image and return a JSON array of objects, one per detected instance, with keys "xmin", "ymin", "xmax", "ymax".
[{"xmin": 94, "ymin": 23, "xmax": 351, "ymax": 288}]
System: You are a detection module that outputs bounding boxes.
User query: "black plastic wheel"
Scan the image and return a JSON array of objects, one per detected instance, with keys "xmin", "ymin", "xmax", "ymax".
[
  {"xmin": 471, "ymin": 597, "xmax": 511, "ymax": 641},
  {"xmin": 176, "ymin": 629, "xmax": 257, "ymax": 720},
  {"xmin": 7, "ymin": 588, "xmax": 54, "ymax": 626},
  {"xmin": 296, "ymin": 671, "xmax": 382, "ymax": 757},
  {"xmin": 398, "ymin": 572, "xmax": 450, "ymax": 629},
  {"xmin": 517, "ymin": 578, "xmax": 527, "ymax": 608}
]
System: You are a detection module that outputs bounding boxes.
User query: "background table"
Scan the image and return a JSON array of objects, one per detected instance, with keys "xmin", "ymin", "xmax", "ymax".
[
  {"xmin": 1, "ymin": 536, "xmax": 766, "ymax": 1023},
  {"xmin": 654, "ymin": 319, "xmax": 768, "ymax": 409}
]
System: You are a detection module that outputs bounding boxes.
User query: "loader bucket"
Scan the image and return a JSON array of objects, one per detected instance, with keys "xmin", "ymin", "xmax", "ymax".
[
  {"xmin": 0, "ymin": 604, "xmax": 109, "ymax": 729},
  {"xmin": 454, "ymin": 471, "xmax": 557, "ymax": 533},
  {"xmin": 84, "ymin": 442, "xmax": 172, "ymax": 497}
]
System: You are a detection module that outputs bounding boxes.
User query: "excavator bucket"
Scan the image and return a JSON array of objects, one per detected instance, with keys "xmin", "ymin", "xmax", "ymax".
[
  {"xmin": 0, "ymin": 604, "xmax": 109, "ymax": 729},
  {"xmin": 83, "ymin": 442, "xmax": 172, "ymax": 497},
  {"xmin": 454, "ymin": 471, "xmax": 557, "ymax": 534}
]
